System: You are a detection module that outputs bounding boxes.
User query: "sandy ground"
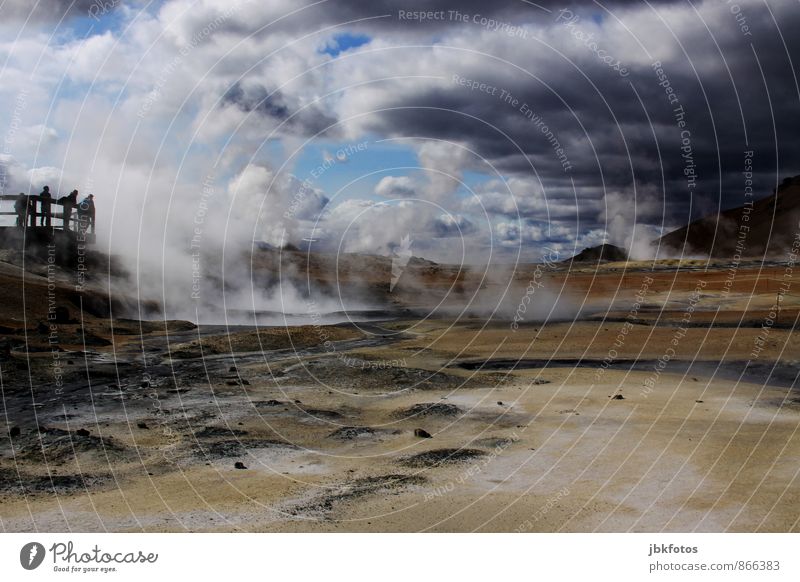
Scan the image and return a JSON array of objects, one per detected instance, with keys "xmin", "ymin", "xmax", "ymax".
[{"xmin": 0, "ymin": 260, "xmax": 798, "ymax": 532}]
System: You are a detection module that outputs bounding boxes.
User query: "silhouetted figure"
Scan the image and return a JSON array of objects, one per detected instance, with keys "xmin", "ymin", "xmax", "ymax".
[
  {"xmin": 77, "ymin": 194, "xmax": 95, "ymax": 234},
  {"xmin": 59, "ymin": 190, "xmax": 78, "ymax": 231},
  {"xmin": 27, "ymin": 194, "xmax": 36, "ymax": 227},
  {"xmin": 39, "ymin": 185, "xmax": 52, "ymax": 227},
  {"xmin": 14, "ymin": 193, "xmax": 28, "ymax": 228}
]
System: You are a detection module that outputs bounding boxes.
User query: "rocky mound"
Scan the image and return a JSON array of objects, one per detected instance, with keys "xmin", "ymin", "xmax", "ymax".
[{"xmin": 565, "ymin": 243, "xmax": 628, "ymax": 263}]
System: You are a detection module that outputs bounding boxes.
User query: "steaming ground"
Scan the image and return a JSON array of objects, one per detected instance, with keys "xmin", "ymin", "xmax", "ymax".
[{"xmin": 0, "ymin": 251, "xmax": 799, "ymax": 532}]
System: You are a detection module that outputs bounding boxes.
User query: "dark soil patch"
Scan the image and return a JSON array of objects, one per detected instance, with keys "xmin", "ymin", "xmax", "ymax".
[
  {"xmin": 15, "ymin": 427, "xmax": 127, "ymax": 464},
  {"xmin": 400, "ymin": 448, "xmax": 486, "ymax": 468},
  {"xmin": 279, "ymin": 358, "xmax": 469, "ymax": 392},
  {"xmin": 194, "ymin": 438, "xmax": 297, "ymax": 459},
  {"xmin": 472, "ymin": 436, "xmax": 517, "ymax": 449},
  {"xmin": 327, "ymin": 426, "xmax": 378, "ymax": 440},
  {"xmin": 194, "ymin": 426, "xmax": 249, "ymax": 438},
  {"xmin": 294, "ymin": 474, "xmax": 427, "ymax": 517},
  {"xmin": 394, "ymin": 402, "xmax": 463, "ymax": 419},
  {"xmin": 0, "ymin": 467, "xmax": 108, "ymax": 495}
]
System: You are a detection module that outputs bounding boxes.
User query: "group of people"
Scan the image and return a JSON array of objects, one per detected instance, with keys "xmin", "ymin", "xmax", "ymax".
[{"xmin": 14, "ymin": 186, "xmax": 95, "ymax": 234}]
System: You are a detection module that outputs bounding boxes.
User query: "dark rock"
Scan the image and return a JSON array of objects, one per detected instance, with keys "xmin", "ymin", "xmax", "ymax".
[
  {"xmin": 9, "ymin": 426, "xmax": 20, "ymax": 437},
  {"xmin": 234, "ymin": 461, "xmax": 247, "ymax": 470},
  {"xmin": 414, "ymin": 428, "xmax": 432, "ymax": 438},
  {"xmin": 75, "ymin": 428, "xmax": 91, "ymax": 436},
  {"xmin": 137, "ymin": 422, "xmax": 149, "ymax": 429},
  {"xmin": 497, "ymin": 401, "xmax": 504, "ymax": 406},
  {"xmin": 611, "ymin": 394, "xmax": 625, "ymax": 400}
]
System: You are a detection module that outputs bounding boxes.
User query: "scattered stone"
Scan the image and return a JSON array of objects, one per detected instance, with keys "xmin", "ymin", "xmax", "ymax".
[
  {"xmin": 137, "ymin": 422, "xmax": 149, "ymax": 429},
  {"xmin": 611, "ymin": 394, "xmax": 625, "ymax": 400},
  {"xmin": 414, "ymin": 428, "xmax": 432, "ymax": 438},
  {"xmin": 234, "ymin": 461, "xmax": 247, "ymax": 470},
  {"xmin": 695, "ymin": 400, "xmax": 704, "ymax": 403},
  {"xmin": 497, "ymin": 401, "xmax": 504, "ymax": 406},
  {"xmin": 532, "ymin": 378, "xmax": 550, "ymax": 385},
  {"xmin": 75, "ymin": 428, "xmax": 91, "ymax": 436}
]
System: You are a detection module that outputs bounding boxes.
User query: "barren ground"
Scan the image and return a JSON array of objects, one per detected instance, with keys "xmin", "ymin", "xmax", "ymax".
[{"xmin": 1, "ymin": 258, "xmax": 798, "ymax": 532}]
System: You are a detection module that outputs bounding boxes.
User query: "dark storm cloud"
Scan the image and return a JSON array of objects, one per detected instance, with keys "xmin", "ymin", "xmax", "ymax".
[
  {"xmin": 336, "ymin": 0, "xmax": 800, "ymax": 235},
  {"xmin": 0, "ymin": 0, "xmax": 124, "ymax": 22},
  {"xmin": 222, "ymin": 81, "xmax": 338, "ymax": 137}
]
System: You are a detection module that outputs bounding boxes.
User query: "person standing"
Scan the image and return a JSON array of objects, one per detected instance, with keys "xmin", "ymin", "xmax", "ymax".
[
  {"xmin": 27, "ymin": 193, "xmax": 36, "ymax": 227},
  {"xmin": 60, "ymin": 189, "xmax": 78, "ymax": 231},
  {"xmin": 38, "ymin": 185, "xmax": 52, "ymax": 227},
  {"xmin": 14, "ymin": 192, "xmax": 28, "ymax": 228},
  {"xmin": 77, "ymin": 194, "xmax": 96, "ymax": 234}
]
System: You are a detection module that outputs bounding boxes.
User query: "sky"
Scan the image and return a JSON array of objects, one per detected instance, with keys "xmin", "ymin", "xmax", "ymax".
[{"xmin": 0, "ymin": 0, "xmax": 797, "ymax": 271}]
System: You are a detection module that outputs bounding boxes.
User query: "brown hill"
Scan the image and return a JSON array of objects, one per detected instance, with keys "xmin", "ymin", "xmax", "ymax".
[{"xmin": 657, "ymin": 176, "xmax": 800, "ymax": 258}]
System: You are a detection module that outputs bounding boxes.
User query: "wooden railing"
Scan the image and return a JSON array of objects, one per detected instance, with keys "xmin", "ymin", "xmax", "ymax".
[{"xmin": 0, "ymin": 194, "xmax": 92, "ymax": 233}]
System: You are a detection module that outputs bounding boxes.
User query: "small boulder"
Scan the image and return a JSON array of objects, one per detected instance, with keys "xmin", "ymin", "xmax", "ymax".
[
  {"xmin": 234, "ymin": 461, "xmax": 247, "ymax": 470},
  {"xmin": 414, "ymin": 428, "xmax": 432, "ymax": 439}
]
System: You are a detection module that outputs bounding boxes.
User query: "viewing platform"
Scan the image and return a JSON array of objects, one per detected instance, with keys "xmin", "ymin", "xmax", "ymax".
[{"xmin": 0, "ymin": 194, "xmax": 96, "ymax": 263}]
